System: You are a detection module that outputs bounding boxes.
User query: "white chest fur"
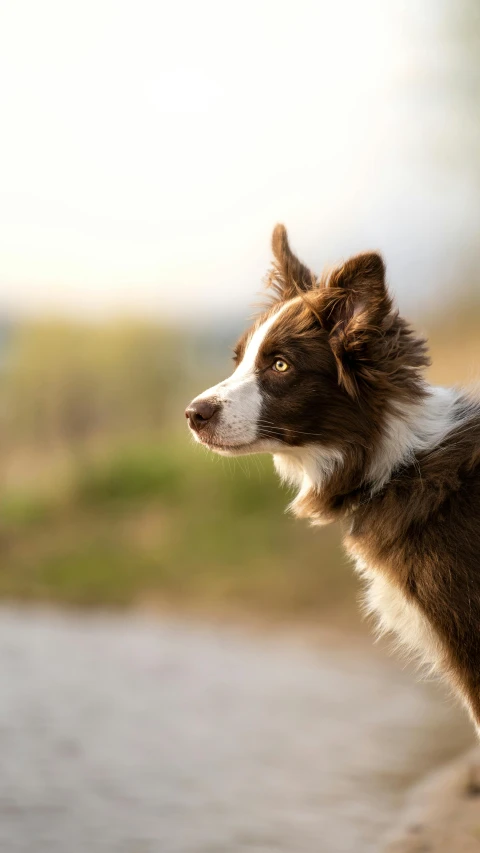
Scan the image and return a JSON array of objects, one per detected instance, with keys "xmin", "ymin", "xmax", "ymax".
[{"xmin": 351, "ymin": 554, "xmax": 444, "ymax": 672}]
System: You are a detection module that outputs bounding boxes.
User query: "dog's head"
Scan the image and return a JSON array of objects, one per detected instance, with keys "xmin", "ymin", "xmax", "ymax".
[{"xmin": 186, "ymin": 225, "xmax": 429, "ymax": 476}]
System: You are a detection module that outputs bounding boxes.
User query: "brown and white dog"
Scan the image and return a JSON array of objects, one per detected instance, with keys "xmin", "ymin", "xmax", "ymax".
[{"xmin": 185, "ymin": 225, "xmax": 480, "ymax": 732}]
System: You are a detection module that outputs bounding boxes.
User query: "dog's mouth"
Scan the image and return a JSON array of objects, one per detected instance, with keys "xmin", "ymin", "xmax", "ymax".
[
  {"xmin": 189, "ymin": 426, "xmax": 275, "ymax": 456},
  {"xmin": 188, "ymin": 421, "xmax": 286, "ymax": 456}
]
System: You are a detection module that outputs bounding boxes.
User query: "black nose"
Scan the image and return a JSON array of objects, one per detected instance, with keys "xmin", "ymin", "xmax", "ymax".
[{"xmin": 185, "ymin": 399, "xmax": 220, "ymax": 432}]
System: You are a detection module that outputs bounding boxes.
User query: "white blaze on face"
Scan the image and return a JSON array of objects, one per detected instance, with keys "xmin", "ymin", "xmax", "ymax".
[{"xmin": 191, "ymin": 303, "xmax": 290, "ymax": 447}]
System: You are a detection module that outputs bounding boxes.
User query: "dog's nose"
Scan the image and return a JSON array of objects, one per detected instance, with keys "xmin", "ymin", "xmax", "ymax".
[{"xmin": 185, "ymin": 399, "xmax": 220, "ymax": 432}]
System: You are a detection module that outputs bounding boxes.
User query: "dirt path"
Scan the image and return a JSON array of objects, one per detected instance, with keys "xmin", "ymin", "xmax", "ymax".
[{"xmin": 384, "ymin": 748, "xmax": 480, "ymax": 852}]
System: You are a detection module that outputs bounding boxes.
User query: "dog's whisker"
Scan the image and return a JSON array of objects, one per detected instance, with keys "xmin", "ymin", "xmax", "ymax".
[{"xmin": 256, "ymin": 421, "xmax": 325, "ymax": 437}]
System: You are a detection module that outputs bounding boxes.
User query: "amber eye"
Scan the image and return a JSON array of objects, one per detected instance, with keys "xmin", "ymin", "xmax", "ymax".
[{"xmin": 272, "ymin": 358, "xmax": 289, "ymax": 373}]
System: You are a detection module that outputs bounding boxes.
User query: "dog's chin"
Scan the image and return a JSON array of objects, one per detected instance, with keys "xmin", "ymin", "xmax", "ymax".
[
  {"xmin": 208, "ymin": 444, "xmax": 255, "ymax": 457},
  {"xmin": 192, "ymin": 433, "xmax": 281, "ymax": 457},
  {"xmin": 199, "ymin": 439, "xmax": 260, "ymax": 457}
]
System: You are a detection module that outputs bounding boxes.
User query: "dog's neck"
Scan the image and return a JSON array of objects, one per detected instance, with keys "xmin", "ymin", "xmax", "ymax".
[{"xmin": 273, "ymin": 385, "xmax": 462, "ymax": 525}]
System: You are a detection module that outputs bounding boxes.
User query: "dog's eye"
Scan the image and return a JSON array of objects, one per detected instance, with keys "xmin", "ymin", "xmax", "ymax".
[{"xmin": 272, "ymin": 358, "xmax": 289, "ymax": 373}]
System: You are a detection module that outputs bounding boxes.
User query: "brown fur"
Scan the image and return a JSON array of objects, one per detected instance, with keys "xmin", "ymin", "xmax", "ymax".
[
  {"xmin": 345, "ymin": 409, "xmax": 480, "ymax": 722},
  {"xmin": 264, "ymin": 228, "xmax": 480, "ymax": 726},
  {"xmin": 264, "ymin": 228, "xmax": 480, "ymax": 724}
]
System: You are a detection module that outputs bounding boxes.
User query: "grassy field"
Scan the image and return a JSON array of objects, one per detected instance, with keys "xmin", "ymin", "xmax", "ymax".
[{"xmin": 0, "ymin": 436, "xmax": 350, "ymax": 616}]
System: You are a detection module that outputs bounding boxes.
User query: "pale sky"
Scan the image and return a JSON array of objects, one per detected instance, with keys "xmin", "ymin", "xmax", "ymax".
[{"xmin": 0, "ymin": 0, "xmax": 478, "ymax": 322}]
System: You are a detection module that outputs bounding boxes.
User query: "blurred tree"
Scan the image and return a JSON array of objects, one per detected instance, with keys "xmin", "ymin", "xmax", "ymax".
[
  {"xmin": 0, "ymin": 321, "xmax": 187, "ymax": 451},
  {"xmin": 436, "ymin": 0, "xmax": 480, "ymax": 305},
  {"xmin": 438, "ymin": 0, "xmax": 480, "ymax": 182}
]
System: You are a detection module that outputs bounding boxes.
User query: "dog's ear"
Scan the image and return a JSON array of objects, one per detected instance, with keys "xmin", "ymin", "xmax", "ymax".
[
  {"xmin": 319, "ymin": 252, "xmax": 392, "ymax": 398},
  {"xmin": 266, "ymin": 224, "xmax": 316, "ymax": 301}
]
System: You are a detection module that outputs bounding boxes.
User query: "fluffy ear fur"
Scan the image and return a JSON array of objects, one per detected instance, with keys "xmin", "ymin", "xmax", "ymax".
[
  {"xmin": 266, "ymin": 224, "xmax": 316, "ymax": 301},
  {"xmin": 319, "ymin": 252, "xmax": 428, "ymax": 399}
]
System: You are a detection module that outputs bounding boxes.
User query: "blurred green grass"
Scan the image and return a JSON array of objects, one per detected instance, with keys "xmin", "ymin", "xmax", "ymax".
[{"xmin": 0, "ymin": 435, "xmax": 350, "ymax": 615}]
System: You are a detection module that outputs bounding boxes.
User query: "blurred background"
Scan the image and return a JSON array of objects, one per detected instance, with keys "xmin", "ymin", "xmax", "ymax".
[{"xmin": 0, "ymin": 1, "xmax": 479, "ymax": 851}]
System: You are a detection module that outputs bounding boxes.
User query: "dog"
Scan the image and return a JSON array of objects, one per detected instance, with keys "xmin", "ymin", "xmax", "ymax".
[{"xmin": 185, "ymin": 224, "xmax": 480, "ymax": 732}]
